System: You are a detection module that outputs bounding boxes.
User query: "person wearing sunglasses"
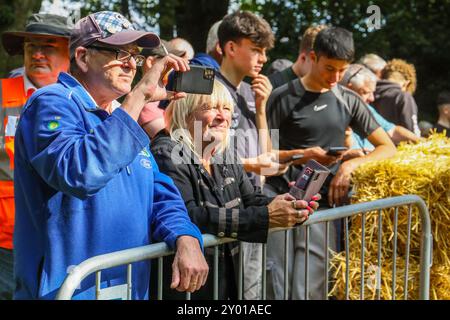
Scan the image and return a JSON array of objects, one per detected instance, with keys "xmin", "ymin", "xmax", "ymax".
[{"xmin": 13, "ymin": 11, "xmax": 208, "ymax": 300}]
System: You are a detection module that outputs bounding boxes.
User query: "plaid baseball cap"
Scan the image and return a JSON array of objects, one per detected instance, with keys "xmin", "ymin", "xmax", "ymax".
[{"xmin": 70, "ymin": 11, "xmax": 160, "ymax": 57}]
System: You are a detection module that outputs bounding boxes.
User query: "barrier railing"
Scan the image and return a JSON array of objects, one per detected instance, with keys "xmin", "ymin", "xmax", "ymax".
[{"xmin": 56, "ymin": 195, "xmax": 432, "ymax": 300}]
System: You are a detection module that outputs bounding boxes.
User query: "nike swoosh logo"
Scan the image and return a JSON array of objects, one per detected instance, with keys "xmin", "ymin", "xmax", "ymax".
[{"xmin": 313, "ymin": 104, "xmax": 328, "ymax": 112}]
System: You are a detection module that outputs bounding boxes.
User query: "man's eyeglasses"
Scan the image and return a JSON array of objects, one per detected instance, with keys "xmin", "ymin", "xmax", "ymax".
[
  {"xmin": 346, "ymin": 67, "xmax": 364, "ymax": 85},
  {"xmin": 88, "ymin": 45, "xmax": 145, "ymax": 67}
]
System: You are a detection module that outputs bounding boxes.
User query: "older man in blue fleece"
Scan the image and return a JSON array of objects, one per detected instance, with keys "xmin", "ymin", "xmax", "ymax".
[{"xmin": 13, "ymin": 11, "xmax": 208, "ymax": 300}]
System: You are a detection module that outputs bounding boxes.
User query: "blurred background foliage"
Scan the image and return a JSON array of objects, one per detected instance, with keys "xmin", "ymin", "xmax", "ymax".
[{"xmin": 1, "ymin": 0, "xmax": 449, "ymax": 121}]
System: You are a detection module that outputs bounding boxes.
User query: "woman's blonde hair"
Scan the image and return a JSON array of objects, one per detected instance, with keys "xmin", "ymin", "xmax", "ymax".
[{"xmin": 165, "ymin": 79, "xmax": 234, "ymax": 157}]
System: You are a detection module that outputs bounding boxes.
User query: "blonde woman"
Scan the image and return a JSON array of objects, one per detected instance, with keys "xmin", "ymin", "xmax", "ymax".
[{"xmin": 150, "ymin": 80, "xmax": 319, "ymax": 299}]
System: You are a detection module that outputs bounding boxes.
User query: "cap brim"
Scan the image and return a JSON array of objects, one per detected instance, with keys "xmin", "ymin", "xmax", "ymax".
[
  {"xmin": 97, "ymin": 30, "xmax": 160, "ymax": 49},
  {"xmin": 2, "ymin": 31, "xmax": 69, "ymax": 56}
]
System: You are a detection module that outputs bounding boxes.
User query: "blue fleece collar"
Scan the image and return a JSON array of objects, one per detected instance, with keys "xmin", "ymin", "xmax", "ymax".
[{"xmin": 57, "ymin": 72, "xmax": 99, "ymax": 111}]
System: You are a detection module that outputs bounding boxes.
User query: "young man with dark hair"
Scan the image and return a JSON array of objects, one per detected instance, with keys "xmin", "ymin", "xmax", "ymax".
[
  {"xmin": 434, "ymin": 91, "xmax": 450, "ymax": 137},
  {"xmin": 218, "ymin": 11, "xmax": 286, "ymax": 187},
  {"xmin": 268, "ymin": 27, "xmax": 395, "ymax": 204},
  {"xmin": 217, "ymin": 10, "xmax": 286, "ymax": 300},
  {"xmin": 268, "ymin": 25, "xmax": 327, "ymax": 89},
  {"xmin": 265, "ymin": 27, "xmax": 396, "ymax": 299}
]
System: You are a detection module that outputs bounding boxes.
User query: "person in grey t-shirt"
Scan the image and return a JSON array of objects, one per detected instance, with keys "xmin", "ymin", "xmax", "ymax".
[{"xmin": 217, "ymin": 11, "xmax": 287, "ymax": 300}]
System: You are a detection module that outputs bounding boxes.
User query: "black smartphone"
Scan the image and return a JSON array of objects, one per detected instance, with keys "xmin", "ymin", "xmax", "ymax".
[
  {"xmin": 326, "ymin": 146, "xmax": 348, "ymax": 156},
  {"xmin": 172, "ymin": 65, "xmax": 215, "ymax": 94},
  {"xmin": 279, "ymin": 154, "xmax": 304, "ymax": 164},
  {"xmin": 289, "ymin": 159, "xmax": 330, "ymax": 201}
]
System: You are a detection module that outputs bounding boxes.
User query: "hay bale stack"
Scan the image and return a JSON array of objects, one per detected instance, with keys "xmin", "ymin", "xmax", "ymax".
[{"xmin": 330, "ymin": 133, "xmax": 450, "ymax": 299}]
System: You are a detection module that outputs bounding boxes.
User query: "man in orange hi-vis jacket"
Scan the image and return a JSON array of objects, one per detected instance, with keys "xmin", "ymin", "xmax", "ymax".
[{"xmin": 0, "ymin": 13, "xmax": 72, "ymax": 299}]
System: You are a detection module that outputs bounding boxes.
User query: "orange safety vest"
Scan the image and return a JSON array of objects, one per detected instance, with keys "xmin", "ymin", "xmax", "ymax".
[{"xmin": 0, "ymin": 76, "xmax": 28, "ymax": 249}]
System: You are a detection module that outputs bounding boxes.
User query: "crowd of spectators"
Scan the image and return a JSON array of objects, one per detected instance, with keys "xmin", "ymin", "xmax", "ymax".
[{"xmin": 0, "ymin": 8, "xmax": 447, "ymax": 300}]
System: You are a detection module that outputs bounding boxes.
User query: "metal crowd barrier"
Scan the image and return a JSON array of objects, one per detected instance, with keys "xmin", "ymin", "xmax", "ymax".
[{"xmin": 56, "ymin": 195, "xmax": 432, "ymax": 300}]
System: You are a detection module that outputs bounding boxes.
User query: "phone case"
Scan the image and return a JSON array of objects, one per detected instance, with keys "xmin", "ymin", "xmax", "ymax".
[
  {"xmin": 173, "ymin": 65, "xmax": 215, "ymax": 94},
  {"xmin": 289, "ymin": 160, "xmax": 330, "ymax": 201}
]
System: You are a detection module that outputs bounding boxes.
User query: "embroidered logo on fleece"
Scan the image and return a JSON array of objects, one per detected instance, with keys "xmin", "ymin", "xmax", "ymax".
[
  {"xmin": 140, "ymin": 159, "xmax": 152, "ymax": 169},
  {"xmin": 47, "ymin": 120, "xmax": 60, "ymax": 130}
]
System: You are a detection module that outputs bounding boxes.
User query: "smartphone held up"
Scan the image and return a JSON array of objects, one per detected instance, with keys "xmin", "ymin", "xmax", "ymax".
[
  {"xmin": 278, "ymin": 154, "xmax": 304, "ymax": 164},
  {"xmin": 173, "ymin": 65, "xmax": 215, "ymax": 95},
  {"xmin": 289, "ymin": 160, "xmax": 330, "ymax": 202},
  {"xmin": 326, "ymin": 146, "xmax": 348, "ymax": 156}
]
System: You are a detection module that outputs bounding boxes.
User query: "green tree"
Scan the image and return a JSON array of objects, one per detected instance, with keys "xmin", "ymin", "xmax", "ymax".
[
  {"xmin": 2, "ymin": 0, "xmax": 448, "ymax": 121},
  {"xmin": 78, "ymin": 0, "xmax": 229, "ymax": 52},
  {"xmin": 242, "ymin": 0, "xmax": 450, "ymax": 121}
]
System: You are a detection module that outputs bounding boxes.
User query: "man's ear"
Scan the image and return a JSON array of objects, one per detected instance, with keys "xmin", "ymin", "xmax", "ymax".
[
  {"xmin": 224, "ymin": 41, "xmax": 236, "ymax": 58},
  {"xmin": 443, "ymin": 105, "xmax": 450, "ymax": 115},
  {"xmin": 309, "ymin": 51, "xmax": 318, "ymax": 63},
  {"xmin": 298, "ymin": 52, "xmax": 307, "ymax": 62},
  {"xmin": 402, "ymin": 79, "xmax": 411, "ymax": 92},
  {"xmin": 405, "ymin": 79, "xmax": 411, "ymax": 88},
  {"xmin": 215, "ymin": 42, "xmax": 223, "ymax": 55},
  {"xmin": 74, "ymin": 47, "xmax": 89, "ymax": 73},
  {"xmin": 143, "ymin": 56, "xmax": 156, "ymax": 73}
]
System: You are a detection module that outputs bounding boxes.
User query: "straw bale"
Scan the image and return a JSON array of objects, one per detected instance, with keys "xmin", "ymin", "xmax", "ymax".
[{"xmin": 330, "ymin": 133, "xmax": 450, "ymax": 299}]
